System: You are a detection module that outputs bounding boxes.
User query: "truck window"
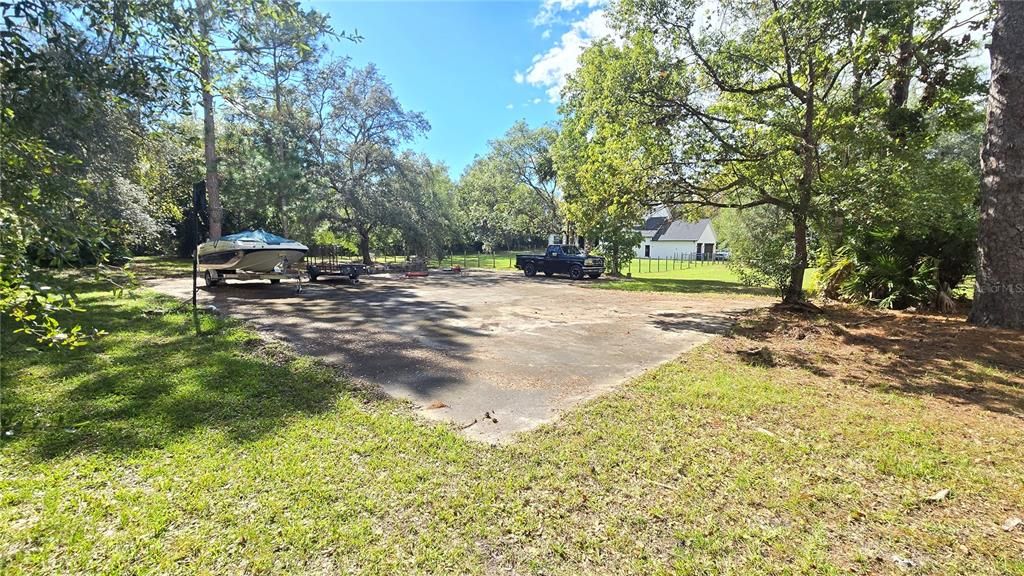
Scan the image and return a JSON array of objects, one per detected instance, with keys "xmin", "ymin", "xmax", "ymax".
[{"xmin": 562, "ymin": 246, "xmax": 581, "ymax": 256}]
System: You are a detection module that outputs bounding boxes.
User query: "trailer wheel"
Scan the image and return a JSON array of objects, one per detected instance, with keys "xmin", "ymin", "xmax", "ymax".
[
  {"xmin": 269, "ymin": 278, "xmax": 281, "ymax": 285},
  {"xmin": 544, "ymin": 271, "xmax": 553, "ymax": 277},
  {"xmin": 307, "ymin": 265, "xmax": 320, "ymax": 282},
  {"xmin": 204, "ymin": 270, "xmax": 219, "ymax": 287},
  {"xmin": 569, "ymin": 265, "xmax": 584, "ymax": 280},
  {"xmin": 524, "ymin": 262, "xmax": 537, "ymax": 277}
]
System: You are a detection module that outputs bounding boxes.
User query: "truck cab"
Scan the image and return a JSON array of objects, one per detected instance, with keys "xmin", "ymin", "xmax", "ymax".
[{"xmin": 515, "ymin": 245, "xmax": 605, "ymax": 280}]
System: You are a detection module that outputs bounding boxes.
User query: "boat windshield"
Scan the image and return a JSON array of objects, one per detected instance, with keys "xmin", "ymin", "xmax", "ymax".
[{"xmin": 220, "ymin": 229, "xmax": 294, "ymax": 244}]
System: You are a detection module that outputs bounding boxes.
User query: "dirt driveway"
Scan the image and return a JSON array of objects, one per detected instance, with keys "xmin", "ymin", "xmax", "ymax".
[{"xmin": 149, "ymin": 271, "xmax": 765, "ymax": 442}]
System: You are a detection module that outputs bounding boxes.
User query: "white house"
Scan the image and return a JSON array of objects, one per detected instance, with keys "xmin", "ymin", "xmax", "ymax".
[{"xmin": 634, "ymin": 214, "xmax": 717, "ymax": 260}]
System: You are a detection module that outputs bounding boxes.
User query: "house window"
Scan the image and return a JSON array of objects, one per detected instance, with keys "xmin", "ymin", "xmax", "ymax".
[{"xmin": 644, "ymin": 245, "xmax": 650, "ymax": 257}]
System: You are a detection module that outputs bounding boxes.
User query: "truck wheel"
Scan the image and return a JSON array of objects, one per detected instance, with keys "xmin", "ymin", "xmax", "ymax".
[
  {"xmin": 307, "ymin": 265, "xmax": 320, "ymax": 282},
  {"xmin": 524, "ymin": 262, "xmax": 537, "ymax": 277},
  {"xmin": 569, "ymin": 265, "xmax": 584, "ymax": 280},
  {"xmin": 588, "ymin": 273, "xmax": 601, "ymax": 279}
]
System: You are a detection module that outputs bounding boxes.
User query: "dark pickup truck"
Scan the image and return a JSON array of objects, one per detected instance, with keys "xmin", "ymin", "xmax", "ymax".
[{"xmin": 515, "ymin": 245, "xmax": 605, "ymax": 280}]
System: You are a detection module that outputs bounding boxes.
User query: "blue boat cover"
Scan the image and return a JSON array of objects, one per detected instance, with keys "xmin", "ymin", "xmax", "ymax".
[{"xmin": 220, "ymin": 229, "xmax": 294, "ymax": 244}]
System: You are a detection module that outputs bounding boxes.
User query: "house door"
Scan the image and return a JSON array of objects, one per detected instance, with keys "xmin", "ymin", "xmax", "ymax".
[{"xmin": 644, "ymin": 245, "xmax": 650, "ymax": 258}]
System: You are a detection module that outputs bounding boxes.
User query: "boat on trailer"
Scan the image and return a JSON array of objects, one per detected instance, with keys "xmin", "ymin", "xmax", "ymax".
[{"xmin": 198, "ymin": 229, "xmax": 308, "ymax": 286}]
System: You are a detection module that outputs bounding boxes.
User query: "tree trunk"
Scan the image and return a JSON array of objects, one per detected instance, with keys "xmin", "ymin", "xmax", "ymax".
[
  {"xmin": 358, "ymin": 230, "xmax": 373, "ymax": 265},
  {"xmin": 889, "ymin": 18, "xmax": 914, "ymax": 111},
  {"xmin": 969, "ymin": 0, "xmax": 1024, "ymax": 329},
  {"xmin": 784, "ymin": 53, "xmax": 816, "ymax": 304},
  {"xmin": 784, "ymin": 210, "xmax": 809, "ymax": 303},
  {"xmin": 198, "ymin": 1, "xmax": 222, "ymax": 240},
  {"xmin": 272, "ymin": 49, "xmax": 289, "ymax": 236}
]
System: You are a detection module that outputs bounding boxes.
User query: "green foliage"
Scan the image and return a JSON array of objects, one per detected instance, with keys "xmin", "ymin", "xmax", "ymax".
[
  {"xmin": 558, "ymin": 0, "xmax": 988, "ymax": 303},
  {"xmin": 585, "ymin": 217, "xmax": 642, "ymax": 277},
  {"xmin": 818, "ymin": 112, "xmax": 983, "ymax": 308},
  {"xmin": 455, "ymin": 122, "xmax": 563, "ymax": 250},
  {"xmin": 0, "ymin": 0, "xmax": 190, "ymax": 346},
  {"xmin": 819, "ymin": 227, "xmax": 971, "ymax": 310},
  {"xmin": 220, "ymin": 2, "xmax": 334, "ymax": 239},
  {"xmin": 375, "ymin": 154, "xmax": 462, "ymax": 260},
  {"xmin": 718, "ymin": 206, "xmax": 796, "ymax": 296},
  {"xmin": 303, "ymin": 59, "xmax": 430, "ymax": 262}
]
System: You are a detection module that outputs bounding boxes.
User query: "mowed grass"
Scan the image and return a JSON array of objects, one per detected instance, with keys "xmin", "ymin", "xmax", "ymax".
[
  {"xmin": 128, "ymin": 255, "xmax": 194, "ymax": 278},
  {"xmin": 596, "ymin": 261, "xmax": 820, "ymax": 297},
  {"xmin": 2, "ymin": 284, "xmax": 1022, "ymax": 574},
  {"xmin": 435, "ymin": 251, "xmax": 521, "ymax": 271}
]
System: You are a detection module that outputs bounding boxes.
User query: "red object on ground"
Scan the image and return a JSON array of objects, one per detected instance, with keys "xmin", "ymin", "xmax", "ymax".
[{"xmin": 406, "ymin": 271, "xmax": 429, "ymax": 278}]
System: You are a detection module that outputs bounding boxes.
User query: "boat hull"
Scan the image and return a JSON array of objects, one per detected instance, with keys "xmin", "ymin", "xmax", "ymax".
[{"xmin": 198, "ymin": 243, "xmax": 307, "ymax": 273}]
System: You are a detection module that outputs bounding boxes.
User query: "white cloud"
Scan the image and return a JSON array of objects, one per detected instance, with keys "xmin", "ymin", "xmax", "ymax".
[
  {"xmin": 532, "ymin": 98, "xmax": 542, "ymax": 105},
  {"xmin": 513, "ymin": 71, "xmax": 525, "ymax": 84},
  {"xmin": 505, "ymin": 103, "xmax": 515, "ymax": 110},
  {"xmin": 522, "ymin": 9, "xmax": 613, "ymax": 103},
  {"xmin": 541, "ymin": 29, "xmax": 551, "ymax": 39}
]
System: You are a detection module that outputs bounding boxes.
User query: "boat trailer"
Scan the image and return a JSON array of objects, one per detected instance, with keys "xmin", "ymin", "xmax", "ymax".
[
  {"xmin": 203, "ymin": 257, "xmax": 306, "ymax": 292},
  {"xmin": 305, "ymin": 245, "xmax": 366, "ymax": 283}
]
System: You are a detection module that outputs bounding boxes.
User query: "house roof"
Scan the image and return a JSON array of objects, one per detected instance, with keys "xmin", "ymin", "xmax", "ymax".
[
  {"xmin": 636, "ymin": 216, "xmax": 713, "ymax": 242},
  {"xmin": 639, "ymin": 216, "xmax": 668, "ymax": 231},
  {"xmin": 653, "ymin": 218, "xmax": 712, "ymax": 241}
]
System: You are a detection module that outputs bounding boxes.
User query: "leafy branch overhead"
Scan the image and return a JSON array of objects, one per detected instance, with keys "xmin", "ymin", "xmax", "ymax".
[{"xmin": 557, "ymin": 0, "xmax": 988, "ymax": 303}]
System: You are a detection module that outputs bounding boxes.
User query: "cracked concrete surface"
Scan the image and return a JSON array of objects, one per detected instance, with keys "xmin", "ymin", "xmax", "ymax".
[{"xmin": 148, "ymin": 271, "xmax": 765, "ymax": 442}]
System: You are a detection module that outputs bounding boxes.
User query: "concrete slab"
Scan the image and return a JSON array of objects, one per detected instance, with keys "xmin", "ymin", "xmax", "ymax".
[{"xmin": 148, "ymin": 271, "xmax": 765, "ymax": 442}]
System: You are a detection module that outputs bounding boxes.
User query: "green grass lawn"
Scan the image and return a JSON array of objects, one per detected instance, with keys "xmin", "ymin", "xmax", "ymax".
[
  {"xmin": 594, "ymin": 261, "xmax": 820, "ymax": 297},
  {"xmin": 2, "ymin": 281, "xmax": 1021, "ymax": 574},
  {"xmin": 437, "ymin": 251, "xmax": 521, "ymax": 271},
  {"xmin": 128, "ymin": 255, "xmax": 194, "ymax": 278}
]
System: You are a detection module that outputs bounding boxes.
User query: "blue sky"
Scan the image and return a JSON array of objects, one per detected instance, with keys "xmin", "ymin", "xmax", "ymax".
[{"xmin": 310, "ymin": 1, "xmax": 613, "ymax": 177}]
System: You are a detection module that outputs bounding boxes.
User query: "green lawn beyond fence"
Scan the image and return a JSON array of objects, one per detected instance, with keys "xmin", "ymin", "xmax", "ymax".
[{"xmin": 377, "ymin": 251, "xmax": 729, "ymax": 275}]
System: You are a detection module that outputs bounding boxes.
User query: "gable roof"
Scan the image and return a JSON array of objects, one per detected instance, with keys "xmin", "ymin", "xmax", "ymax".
[
  {"xmin": 651, "ymin": 218, "xmax": 713, "ymax": 242},
  {"xmin": 635, "ymin": 209, "xmax": 715, "ymax": 242},
  {"xmin": 639, "ymin": 216, "xmax": 667, "ymax": 231}
]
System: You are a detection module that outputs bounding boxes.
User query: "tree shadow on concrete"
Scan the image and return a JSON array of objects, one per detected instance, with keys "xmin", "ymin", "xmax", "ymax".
[
  {"xmin": 197, "ymin": 278, "xmax": 489, "ymax": 403},
  {"xmin": 4, "ymin": 278, "xmax": 488, "ymax": 460}
]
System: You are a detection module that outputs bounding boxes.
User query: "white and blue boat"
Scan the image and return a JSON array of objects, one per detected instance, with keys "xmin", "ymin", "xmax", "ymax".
[{"xmin": 197, "ymin": 229, "xmax": 308, "ymax": 274}]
